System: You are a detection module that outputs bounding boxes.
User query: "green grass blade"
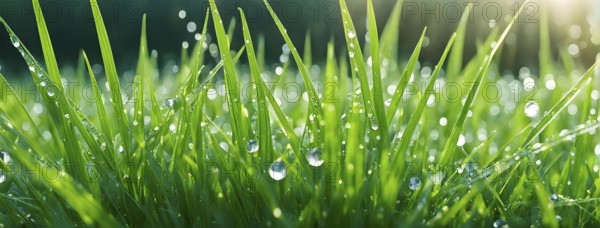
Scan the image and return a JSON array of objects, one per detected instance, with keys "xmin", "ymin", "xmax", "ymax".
[
  {"xmin": 209, "ymin": 0, "xmax": 248, "ymax": 153},
  {"xmin": 380, "ymin": 0, "xmax": 402, "ymax": 62},
  {"xmin": 367, "ymin": 0, "xmax": 388, "ymax": 143},
  {"xmin": 338, "ymin": 0, "xmax": 377, "ymax": 132},
  {"xmin": 439, "ymin": 1, "xmax": 528, "ymax": 165},
  {"xmin": 90, "ymin": 0, "xmax": 130, "ymax": 153},
  {"xmin": 383, "ymin": 33, "xmax": 456, "ymax": 209},
  {"xmin": 239, "ymin": 8, "xmax": 273, "ymax": 160},
  {"xmin": 133, "ymin": 15, "xmax": 147, "ymax": 146},
  {"xmin": 446, "ymin": 4, "xmax": 471, "ymax": 80},
  {"xmin": 263, "ymin": 0, "xmax": 322, "ymax": 119},
  {"xmin": 386, "ymin": 28, "xmax": 427, "ymax": 123},
  {"xmin": 31, "ymin": 0, "xmax": 62, "ymax": 89},
  {"xmin": 520, "ymin": 61, "xmax": 600, "ymax": 148}
]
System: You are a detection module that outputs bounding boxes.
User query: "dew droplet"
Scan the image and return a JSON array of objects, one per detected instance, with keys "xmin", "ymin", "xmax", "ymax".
[
  {"xmin": 165, "ymin": 98, "xmax": 178, "ymax": 109},
  {"xmin": 269, "ymin": 159, "xmax": 287, "ymax": 181},
  {"xmin": 246, "ymin": 139, "xmax": 258, "ymax": 153},
  {"xmin": 0, "ymin": 150, "xmax": 9, "ymax": 183},
  {"xmin": 47, "ymin": 89, "xmax": 55, "ymax": 97},
  {"xmin": 409, "ymin": 177, "xmax": 421, "ymax": 190},
  {"xmin": 0, "ymin": 150, "xmax": 11, "ymax": 163},
  {"xmin": 371, "ymin": 122, "xmax": 379, "ymax": 130},
  {"xmin": 10, "ymin": 35, "xmax": 20, "ymax": 48},
  {"xmin": 307, "ymin": 148, "xmax": 323, "ymax": 167},
  {"xmin": 347, "ymin": 30, "xmax": 356, "ymax": 39},
  {"xmin": 550, "ymin": 194, "xmax": 558, "ymax": 201},
  {"xmin": 493, "ymin": 219, "xmax": 506, "ymax": 228},
  {"xmin": 524, "ymin": 101, "xmax": 540, "ymax": 117}
]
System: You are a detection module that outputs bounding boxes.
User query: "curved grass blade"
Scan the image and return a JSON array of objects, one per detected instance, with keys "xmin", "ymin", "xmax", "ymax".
[
  {"xmin": 263, "ymin": 0, "xmax": 322, "ymax": 119},
  {"xmin": 446, "ymin": 4, "xmax": 471, "ymax": 80},
  {"xmin": 386, "ymin": 28, "xmax": 427, "ymax": 123},
  {"xmin": 133, "ymin": 15, "xmax": 147, "ymax": 146},
  {"xmin": 239, "ymin": 8, "xmax": 273, "ymax": 160},
  {"xmin": 32, "ymin": 0, "xmax": 62, "ymax": 89},
  {"xmin": 440, "ymin": 1, "xmax": 529, "ymax": 165},
  {"xmin": 338, "ymin": 0, "xmax": 377, "ymax": 132},
  {"xmin": 208, "ymin": 0, "xmax": 248, "ymax": 153},
  {"xmin": 367, "ymin": 0, "xmax": 388, "ymax": 143},
  {"xmin": 90, "ymin": 0, "xmax": 130, "ymax": 154},
  {"xmin": 383, "ymin": 33, "xmax": 456, "ymax": 208}
]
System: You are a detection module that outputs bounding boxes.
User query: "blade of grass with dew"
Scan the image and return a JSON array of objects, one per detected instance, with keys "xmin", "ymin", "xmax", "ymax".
[
  {"xmin": 323, "ymin": 41, "xmax": 341, "ymax": 193},
  {"xmin": 31, "ymin": 0, "xmax": 63, "ymax": 89},
  {"xmin": 367, "ymin": 0, "xmax": 388, "ymax": 144},
  {"xmin": 133, "ymin": 14, "xmax": 147, "ymax": 147},
  {"xmin": 0, "ymin": 18, "xmax": 95, "ymax": 184},
  {"xmin": 383, "ymin": 33, "xmax": 456, "ymax": 208},
  {"xmin": 338, "ymin": 0, "xmax": 378, "ymax": 136},
  {"xmin": 519, "ymin": 61, "xmax": 600, "ymax": 149},
  {"xmin": 240, "ymin": 8, "xmax": 273, "ymax": 160},
  {"xmin": 263, "ymin": 0, "xmax": 322, "ymax": 119},
  {"xmin": 0, "ymin": 100, "xmax": 119, "ymax": 227},
  {"xmin": 386, "ymin": 28, "xmax": 426, "ymax": 123},
  {"xmin": 439, "ymin": 2, "xmax": 528, "ymax": 165},
  {"xmin": 208, "ymin": 0, "xmax": 248, "ymax": 153},
  {"xmin": 189, "ymin": 9, "xmax": 210, "ymax": 91},
  {"xmin": 90, "ymin": 0, "xmax": 131, "ymax": 155},
  {"xmin": 0, "ymin": 72, "xmax": 43, "ymax": 149},
  {"xmin": 82, "ymin": 51, "xmax": 114, "ymax": 154}
]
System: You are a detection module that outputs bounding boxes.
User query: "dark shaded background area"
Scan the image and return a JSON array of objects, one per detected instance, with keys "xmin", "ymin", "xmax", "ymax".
[{"xmin": 0, "ymin": 0, "xmax": 598, "ymax": 78}]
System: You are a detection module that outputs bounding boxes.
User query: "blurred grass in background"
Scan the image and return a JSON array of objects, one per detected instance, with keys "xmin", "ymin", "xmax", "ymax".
[{"xmin": 0, "ymin": 0, "xmax": 598, "ymax": 78}]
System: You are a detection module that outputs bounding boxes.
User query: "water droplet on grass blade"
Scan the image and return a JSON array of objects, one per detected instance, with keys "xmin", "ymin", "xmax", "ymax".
[
  {"xmin": 10, "ymin": 35, "xmax": 20, "ymax": 48},
  {"xmin": 269, "ymin": 159, "xmax": 287, "ymax": 181},
  {"xmin": 1, "ymin": 150, "xmax": 10, "ymax": 163},
  {"xmin": 246, "ymin": 139, "xmax": 258, "ymax": 153},
  {"xmin": 524, "ymin": 101, "xmax": 539, "ymax": 117},
  {"xmin": 493, "ymin": 219, "xmax": 506, "ymax": 227},
  {"xmin": 307, "ymin": 148, "xmax": 323, "ymax": 167},
  {"xmin": 550, "ymin": 194, "xmax": 558, "ymax": 201},
  {"xmin": 165, "ymin": 98, "xmax": 178, "ymax": 109},
  {"xmin": 409, "ymin": 177, "xmax": 421, "ymax": 190},
  {"xmin": 347, "ymin": 30, "xmax": 356, "ymax": 39}
]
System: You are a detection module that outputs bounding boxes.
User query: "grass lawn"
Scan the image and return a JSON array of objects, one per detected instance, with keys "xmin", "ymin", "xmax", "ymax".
[{"xmin": 0, "ymin": 0, "xmax": 599, "ymax": 227}]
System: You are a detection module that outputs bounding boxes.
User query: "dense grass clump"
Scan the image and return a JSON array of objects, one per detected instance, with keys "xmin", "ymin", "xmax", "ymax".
[{"xmin": 0, "ymin": 0, "xmax": 599, "ymax": 227}]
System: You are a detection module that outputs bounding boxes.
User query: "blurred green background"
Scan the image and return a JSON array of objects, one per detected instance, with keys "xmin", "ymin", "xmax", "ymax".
[{"xmin": 0, "ymin": 0, "xmax": 598, "ymax": 78}]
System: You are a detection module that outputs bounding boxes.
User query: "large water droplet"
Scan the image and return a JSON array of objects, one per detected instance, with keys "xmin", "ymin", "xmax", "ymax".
[
  {"xmin": 269, "ymin": 160, "xmax": 287, "ymax": 181},
  {"xmin": 524, "ymin": 101, "xmax": 539, "ymax": 117},
  {"xmin": 0, "ymin": 150, "xmax": 9, "ymax": 183},
  {"xmin": 47, "ymin": 89, "xmax": 55, "ymax": 97},
  {"xmin": 246, "ymin": 139, "xmax": 258, "ymax": 153},
  {"xmin": 371, "ymin": 122, "xmax": 379, "ymax": 130},
  {"xmin": 10, "ymin": 35, "xmax": 20, "ymax": 48},
  {"xmin": 0, "ymin": 150, "xmax": 10, "ymax": 163},
  {"xmin": 493, "ymin": 219, "xmax": 506, "ymax": 228},
  {"xmin": 347, "ymin": 30, "xmax": 356, "ymax": 39},
  {"xmin": 549, "ymin": 194, "xmax": 558, "ymax": 201},
  {"xmin": 165, "ymin": 98, "xmax": 178, "ymax": 109},
  {"xmin": 409, "ymin": 177, "xmax": 421, "ymax": 190},
  {"xmin": 307, "ymin": 148, "xmax": 323, "ymax": 167},
  {"xmin": 86, "ymin": 162, "xmax": 94, "ymax": 178}
]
